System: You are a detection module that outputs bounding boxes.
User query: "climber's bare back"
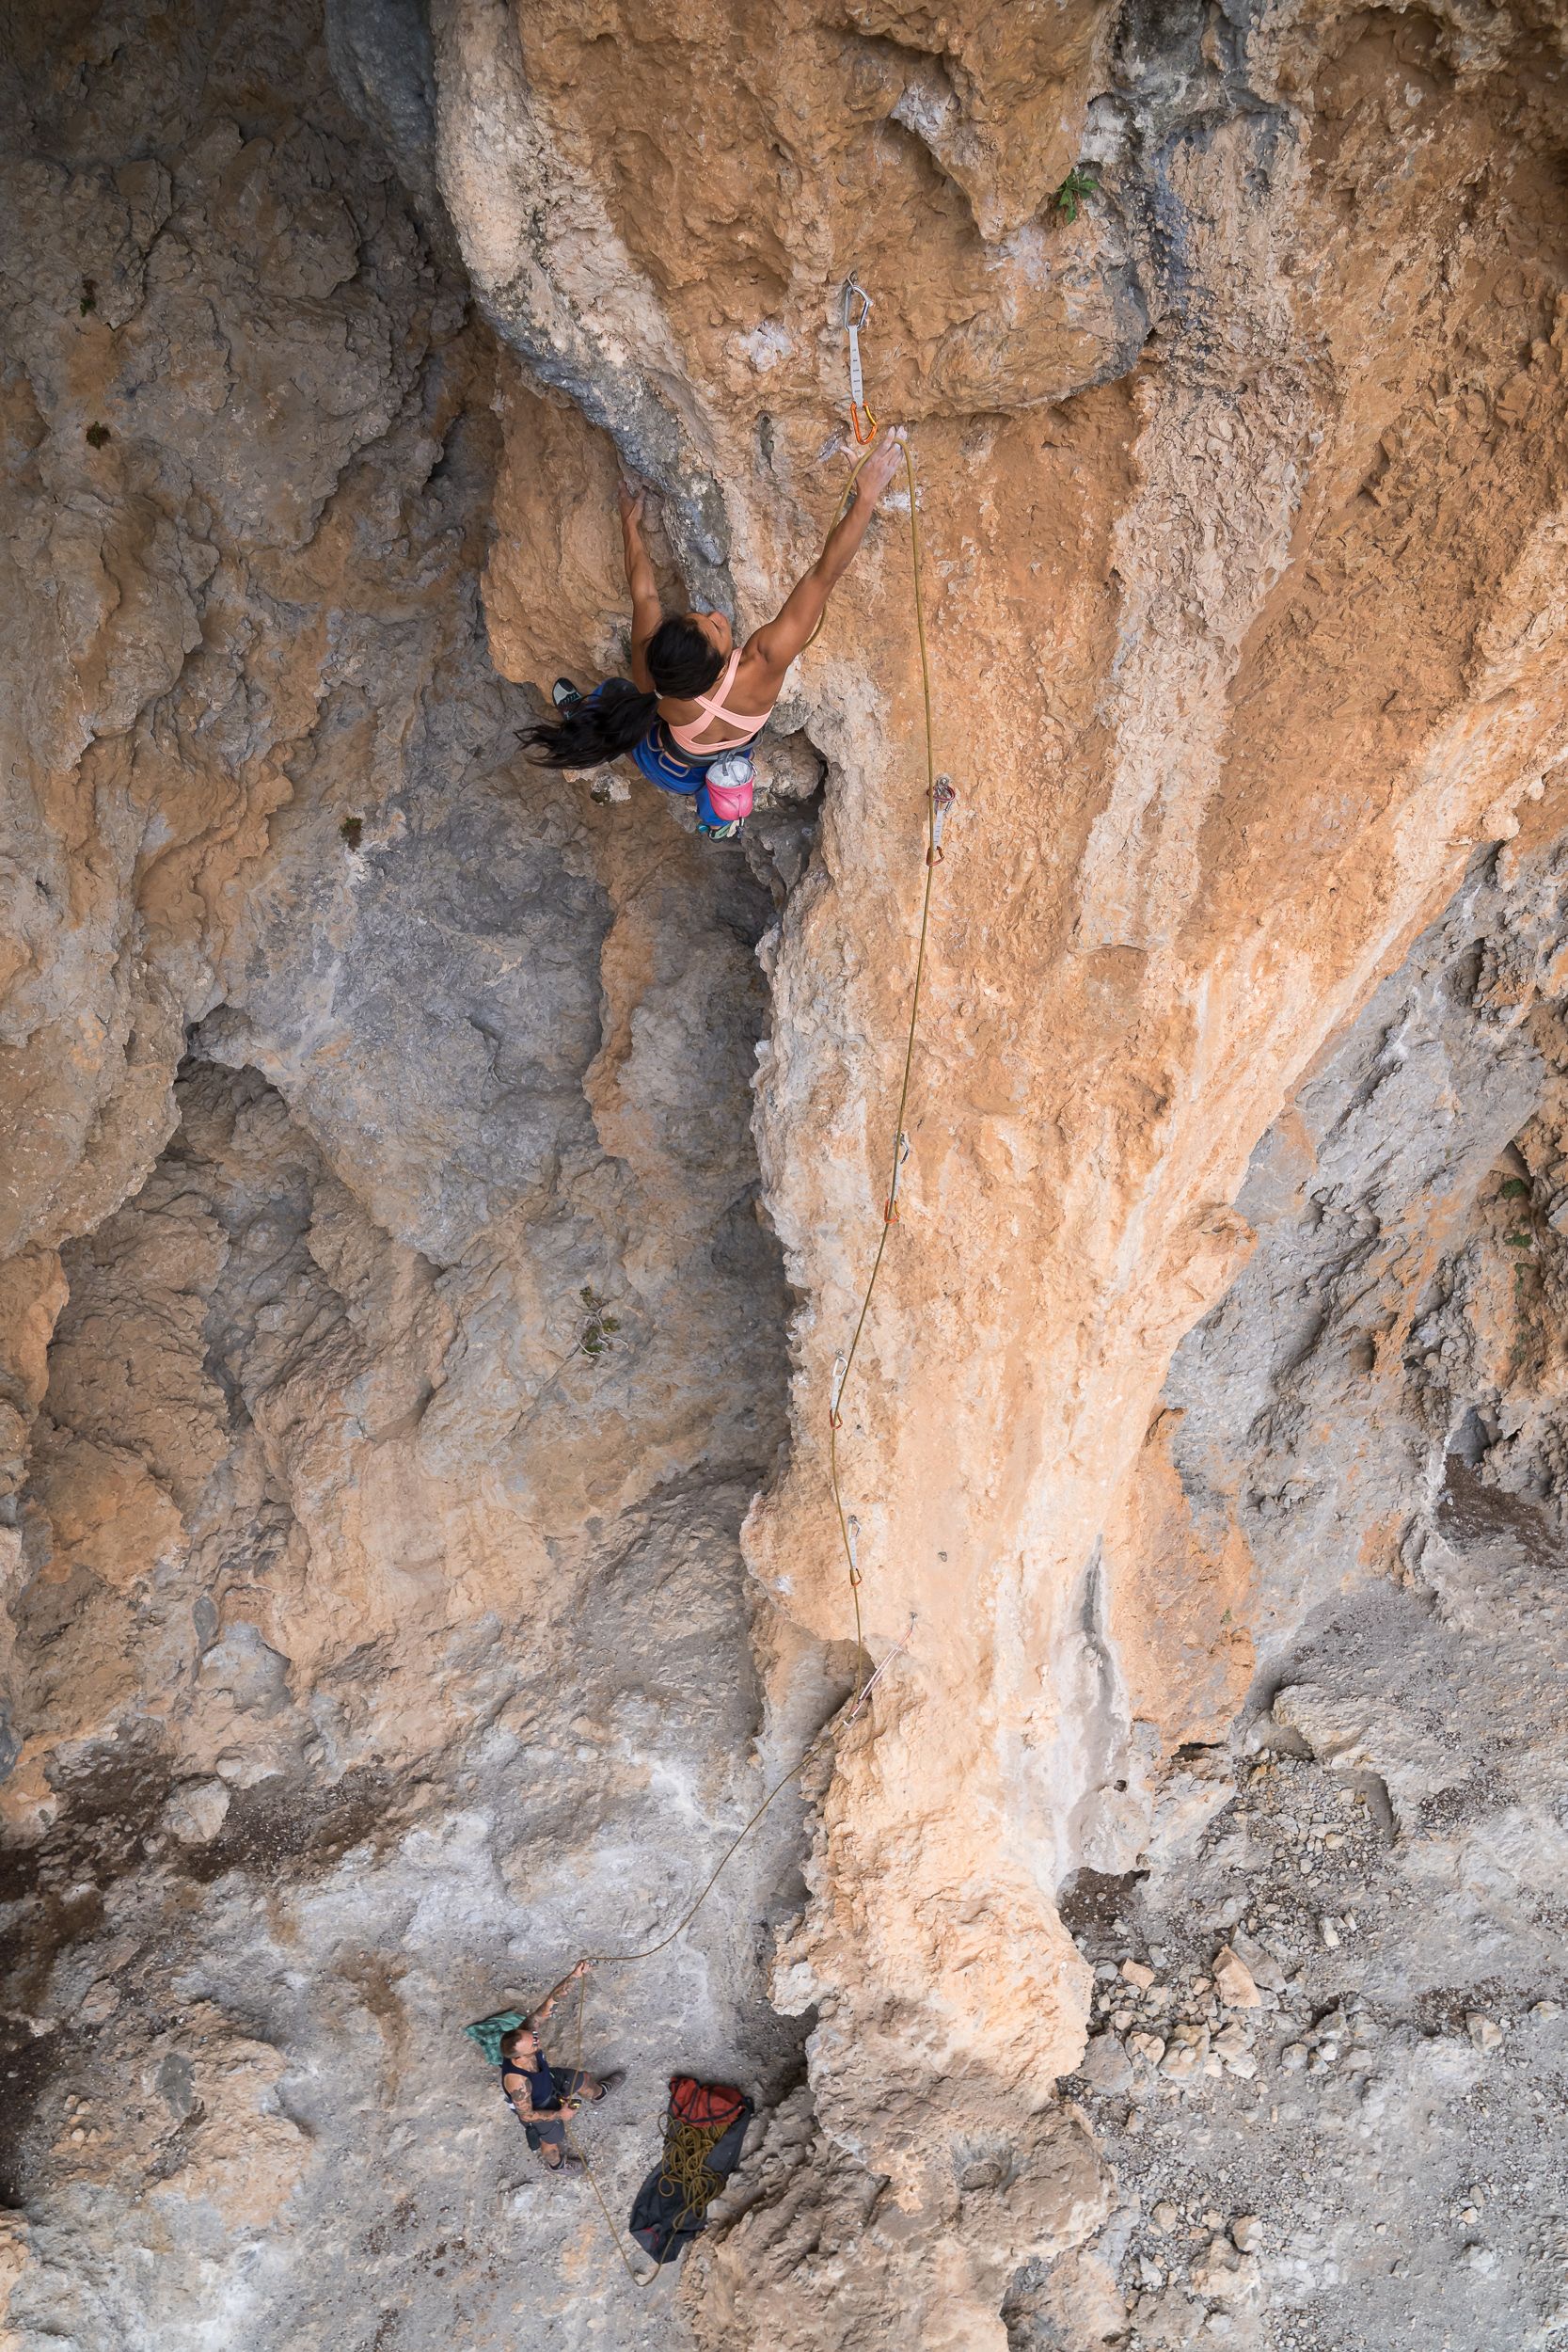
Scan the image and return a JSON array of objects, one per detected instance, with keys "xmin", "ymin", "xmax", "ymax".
[{"xmin": 629, "ymin": 426, "xmax": 909, "ymax": 744}]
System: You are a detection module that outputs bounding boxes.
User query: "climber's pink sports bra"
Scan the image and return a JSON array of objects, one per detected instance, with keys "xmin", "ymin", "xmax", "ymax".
[{"xmin": 663, "ymin": 650, "xmax": 772, "ymax": 755}]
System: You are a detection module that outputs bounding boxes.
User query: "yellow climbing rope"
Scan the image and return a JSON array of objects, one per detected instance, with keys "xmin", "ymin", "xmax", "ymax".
[
  {"xmin": 827, "ymin": 425, "xmax": 942, "ymax": 1692},
  {"xmin": 561, "ymin": 2101, "xmax": 737, "ymax": 2291},
  {"xmin": 538, "ymin": 292, "xmax": 950, "ymax": 2286},
  {"xmin": 655, "ymin": 2114, "xmax": 733, "ymax": 2220},
  {"xmin": 557, "ymin": 1726, "xmax": 835, "ymax": 2285}
]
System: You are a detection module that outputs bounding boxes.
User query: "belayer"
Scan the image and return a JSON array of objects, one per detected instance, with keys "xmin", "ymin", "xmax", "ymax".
[
  {"xmin": 465, "ymin": 1963, "xmax": 614, "ymax": 2174},
  {"xmin": 519, "ymin": 424, "xmax": 910, "ymax": 836}
]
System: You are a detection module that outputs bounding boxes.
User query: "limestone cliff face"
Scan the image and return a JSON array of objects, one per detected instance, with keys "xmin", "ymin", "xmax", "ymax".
[
  {"xmin": 2, "ymin": 7, "xmax": 800, "ymax": 2344},
  {"xmin": 5, "ymin": 2, "xmax": 1568, "ymax": 2348},
  {"xmin": 434, "ymin": 1, "xmax": 1568, "ymax": 2340}
]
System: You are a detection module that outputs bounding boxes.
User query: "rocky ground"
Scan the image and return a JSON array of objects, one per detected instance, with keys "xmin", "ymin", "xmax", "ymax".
[{"xmin": 1045, "ymin": 1466, "xmax": 1568, "ymax": 2352}]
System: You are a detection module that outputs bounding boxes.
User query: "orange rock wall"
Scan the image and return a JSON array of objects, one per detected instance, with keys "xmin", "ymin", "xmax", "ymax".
[{"xmin": 451, "ymin": 1, "xmax": 1568, "ymax": 2331}]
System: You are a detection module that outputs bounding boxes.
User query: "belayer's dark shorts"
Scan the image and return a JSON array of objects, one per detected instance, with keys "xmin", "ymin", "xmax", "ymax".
[{"xmin": 520, "ymin": 2068, "xmax": 592, "ymax": 2153}]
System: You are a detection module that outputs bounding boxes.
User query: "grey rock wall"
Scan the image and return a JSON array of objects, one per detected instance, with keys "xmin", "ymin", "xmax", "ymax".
[
  {"xmin": 0, "ymin": 5, "xmax": 811, "ymax": 2345},
  {"xmin": 1160, "ymin": 831, "xmax": 1568, "ymax": 1692},
  {"xmin": 1040, "ymin": 831, "xmax": 1568, "ymax": 2346},
  {"xmin": 6, "ymin": 3, "xmax": 1568, "ymax": 2348}
]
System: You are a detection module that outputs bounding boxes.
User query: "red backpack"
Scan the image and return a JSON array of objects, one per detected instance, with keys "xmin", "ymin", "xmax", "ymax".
[{"xmin": 667, "ymin": 2074, "xmax": 747, "ymax": 2130}]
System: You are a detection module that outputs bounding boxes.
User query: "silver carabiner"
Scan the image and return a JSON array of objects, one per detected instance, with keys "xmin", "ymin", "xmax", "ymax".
[
  {"xmin": 932, "ymin": 774, "xmax": 956, "ymax": 846},
  {"xmin": 841, "ymin": 276, "xmax": 876, "ymax": 441}
]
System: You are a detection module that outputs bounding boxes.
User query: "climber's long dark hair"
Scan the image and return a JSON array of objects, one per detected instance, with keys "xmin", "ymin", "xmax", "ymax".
[{"xmin": 519, "ymin": 615, "xmax": 725, "ymax": 770}]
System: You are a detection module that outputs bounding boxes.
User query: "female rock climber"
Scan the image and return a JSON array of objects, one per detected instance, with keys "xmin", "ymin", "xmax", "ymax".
[
  {"xmin": 491, "ymin": 1962, "xmax": 614, "ymax": 2173},
  {"xmin": 518, "ymin": 423, "xmax": 910, "ymax": 837}
]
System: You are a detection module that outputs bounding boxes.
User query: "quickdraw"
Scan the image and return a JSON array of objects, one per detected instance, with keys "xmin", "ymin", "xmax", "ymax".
[
  {"xmin": 843, "ymin": 275, "xmax": 877, "ymax": 445},
  {"xmin": 884, "ymin": 1130, "xmax": 911, "ymax": 1224},
  {"xmin": 844, "ymin": 1615, "xmax": 916, "ymax": 1724},
  {"xmin": 928, "ymin": 775, "xmax": 957, "ymax": 866}
]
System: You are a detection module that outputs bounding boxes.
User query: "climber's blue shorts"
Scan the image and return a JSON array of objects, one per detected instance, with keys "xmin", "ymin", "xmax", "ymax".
[
  {"xmin": 629, "ymin": 723, "xmax": 723, "ymax": 825},
  {"xmin": 587, "ymin": 681, "xmax": 752, "ymax": 829}
]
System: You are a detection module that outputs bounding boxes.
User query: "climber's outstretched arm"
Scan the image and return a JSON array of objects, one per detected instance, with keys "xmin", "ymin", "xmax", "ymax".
[
  {"xmin": 620, "ymin": 484, "xmax": 661, "ymax": 691},
  {"xmin": 748, "ymin": 426, "xmax": 908, "ymax": 675}
]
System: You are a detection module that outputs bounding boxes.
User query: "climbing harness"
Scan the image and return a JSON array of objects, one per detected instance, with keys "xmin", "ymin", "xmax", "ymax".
[
  {"xmin": 507, "ymin": 274, "xmax": 951, "ymax": 2288},
  {"xmin": 843, "ymin": 274, "xmax": 876, "ymax": 444}
]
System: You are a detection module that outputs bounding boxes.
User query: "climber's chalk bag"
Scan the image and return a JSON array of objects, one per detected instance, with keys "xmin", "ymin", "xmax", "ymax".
[{"xmin": 699, "ymin": 751, "xmax": 755, "ymax": 835}]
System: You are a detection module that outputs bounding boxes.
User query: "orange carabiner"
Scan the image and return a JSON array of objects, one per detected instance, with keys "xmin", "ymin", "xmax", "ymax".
[{"xmin": 850, "ymin": 400, "xmax": 878, "ymax": 445}]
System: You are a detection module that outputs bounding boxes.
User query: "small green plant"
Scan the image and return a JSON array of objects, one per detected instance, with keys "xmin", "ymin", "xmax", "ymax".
[
  {"xmin": 578, "ymin": 1284, "xmax": 622, "ymax": 1361},
  {"xmin": 1506, "ymin": 1231, "xmax": 1533, "ymax": 1248},
  {"xmin": 1053, "ymin": 166, "xmax": 1100, "ymax": 225},
  {"xmin": 340, "ymin": 815, "xmax": 364, "ymax": 850},
  {"xmin": 1500, "ymin": 1176, "xmax": 1529, "ymax": 1199},
  {"xmin": 80, "ymin": 276, "xmax": 97, "ymax": 315},
  {"xmin": 85, "ymin": 421, "xmax": 111, "ymax": 448}
]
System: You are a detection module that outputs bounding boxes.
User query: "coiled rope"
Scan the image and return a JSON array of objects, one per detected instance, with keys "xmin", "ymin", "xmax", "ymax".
[{"xmin": 561, "ymin": 2100, "xmax": 737, "ymax": 2291}]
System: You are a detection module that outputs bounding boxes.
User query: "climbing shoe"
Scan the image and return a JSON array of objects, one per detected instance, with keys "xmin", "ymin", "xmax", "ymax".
[{"xmin": 552, "ymin": 677, "xmax": 583, "ymax": 709}]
